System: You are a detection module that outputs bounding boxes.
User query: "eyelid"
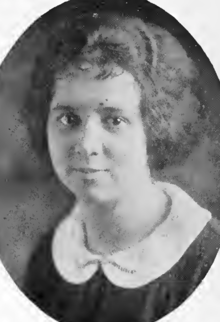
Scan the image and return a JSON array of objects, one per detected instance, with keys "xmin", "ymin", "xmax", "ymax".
[
  {"xmin": 56, "ymin": 111, "xmax": 82, "ymax": 128},
  {"xmin": 103, "ymin": 116, "xmax": 130, "ymax": 126},
  {"xmin": 120, "ymin": 116, "xmax": 129, "ymax": 123},
  {"xmin": 56, "ymin": 111, "xmax": 76, "ymax": 120},
  {"xmin": 109, "ymin": 116, "xmax": 130, "ymax": 124}
]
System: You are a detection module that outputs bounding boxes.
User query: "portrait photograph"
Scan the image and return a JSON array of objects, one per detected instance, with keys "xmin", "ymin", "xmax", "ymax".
[{"xmin": 0, "ymin": 0, "xmax": 220, "ymax": 322}]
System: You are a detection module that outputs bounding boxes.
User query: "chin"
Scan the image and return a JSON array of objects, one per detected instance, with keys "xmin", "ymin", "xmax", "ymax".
[{"xmin": 88, "ymin": 185, "xmax": 119, "ymax": 202}]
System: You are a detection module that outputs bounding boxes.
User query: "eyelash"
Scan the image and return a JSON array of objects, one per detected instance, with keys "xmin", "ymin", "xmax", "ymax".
[
  {"xmin": 103, "ymin": 116, "xmax": 127, "ymax": 127},
  {"xmin": 57, "ymin": 113, "xmax": 82, "ymax": 128},
  {"xmin": 57, "ymin": 112, "xmax": 128, "ymax": 130}
]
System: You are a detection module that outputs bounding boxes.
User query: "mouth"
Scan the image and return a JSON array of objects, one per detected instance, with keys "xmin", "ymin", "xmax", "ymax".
[
  {"xmin": 65, "ymin": 165, "xmax": 110, "ymax": 177},
  {"xmin": 75, "ymin": 168, "xmax": 109, "ymax": 174}
]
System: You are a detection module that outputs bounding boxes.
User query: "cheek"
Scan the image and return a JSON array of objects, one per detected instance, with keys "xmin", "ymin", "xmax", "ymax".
[
  {"xmin": 47, "ymin": 128, "xmax": 69, "ymax": 172},
  {"xmin": 109, "ymin": 129, "xmax": 147, "ymax": 167},
  {"xmin": 48, "ymin": 134, "xmax": 84, "ymax": 176},
  {"xmin": 111, "ymin": 139, "xmax": 132, "ymax": 162}
]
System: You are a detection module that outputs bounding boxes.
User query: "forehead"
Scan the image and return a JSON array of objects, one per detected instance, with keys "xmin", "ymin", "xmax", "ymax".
[{"xmin": 51, "ymin": 68, "xmax": 141, "ymax": 112}]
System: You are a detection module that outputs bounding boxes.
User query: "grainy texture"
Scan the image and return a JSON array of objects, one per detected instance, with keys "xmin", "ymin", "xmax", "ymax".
[
  {"xmin": 23, "ymin": 219, "xmax": 220, "ymax": 322},
  {"xmin": 0, "ymin": 1, "xmax": 220, "ymax": 321}
]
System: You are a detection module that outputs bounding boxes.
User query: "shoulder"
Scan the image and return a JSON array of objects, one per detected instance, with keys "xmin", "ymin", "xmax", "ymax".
[
  {"xmin": 22, "ymin": 225, "xmax": 87, "ymax": 321},
  {"xmin": 155, "ymin": 182, "xmax": 220, "ymax": 280},
  {"xmin": 156, "ymin": 180, "xmax": 212, "ymax": 223},
  {"xmin": 23, "ymin": 228, "xmax": 58, "ymax": 294},
  {"xmin": 152, "ymin": 181, "xmax": 214, "ymax": 271}
]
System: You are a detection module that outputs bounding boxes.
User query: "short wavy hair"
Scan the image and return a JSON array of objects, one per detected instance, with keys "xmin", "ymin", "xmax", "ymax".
[{"xmin": 22, "ymin": 10, "xmax": 208, "ymax": 179}]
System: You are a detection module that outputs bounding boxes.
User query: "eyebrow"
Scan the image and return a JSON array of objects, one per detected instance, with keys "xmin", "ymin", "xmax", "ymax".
[
  {"xmin": 52, "ymin": 104, "xmax": 79, "ymax": 112},
  {"xmin": 52, "ymin": 104, "xmax": 124, "ymax": 114},
  {"xmin": 96, "ymin": 106, "xmax": 123, "ymax": 115}
]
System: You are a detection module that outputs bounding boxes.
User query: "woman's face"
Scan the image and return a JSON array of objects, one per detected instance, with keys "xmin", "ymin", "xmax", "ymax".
[{"xmin": 47, "ymin": 65, "xmax": 150, "ymax": 201}]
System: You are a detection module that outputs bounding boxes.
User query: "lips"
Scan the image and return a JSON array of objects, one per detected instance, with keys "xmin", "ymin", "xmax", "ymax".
[
  {"xmin": 65, "ymin": 165, "xmax": 110, "ymax": 177},
  {"xmin": 76, "ymin": 168, "xmax": 109, "ymax": 174},
  {"xmin": 78, "ymin": 168, "xmax": 101, "ymax": 174}
]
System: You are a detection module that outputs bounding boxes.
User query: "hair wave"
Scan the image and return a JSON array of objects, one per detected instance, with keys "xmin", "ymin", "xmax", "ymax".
[{"xmin": 22, "ymin": 11, "xmax": 208, "ymax": 177}]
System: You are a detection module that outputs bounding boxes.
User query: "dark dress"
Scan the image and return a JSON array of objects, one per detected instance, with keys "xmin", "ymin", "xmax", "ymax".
[{"xmin": 23, "ymin": 219, "xmax": 220, "ymax": 322}]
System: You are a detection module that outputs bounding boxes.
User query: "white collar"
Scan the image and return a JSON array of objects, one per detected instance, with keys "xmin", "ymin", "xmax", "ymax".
[{"xmin": 52, "ymin": 182, "xmax": 212, "ymax": 289}]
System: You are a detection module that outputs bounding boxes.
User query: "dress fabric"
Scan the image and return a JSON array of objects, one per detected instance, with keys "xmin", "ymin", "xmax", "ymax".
[{"xmin": 23, "ymin": 219, "xmax": 220, "ymax": 322}]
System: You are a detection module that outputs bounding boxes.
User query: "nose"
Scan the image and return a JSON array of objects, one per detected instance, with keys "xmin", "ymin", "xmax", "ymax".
[{"xmin": 80, "ymin": 116, "xmax": 102, "ymax": 157}]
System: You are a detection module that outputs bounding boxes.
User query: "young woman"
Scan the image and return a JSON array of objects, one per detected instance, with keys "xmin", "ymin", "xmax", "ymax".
[{"xmin": 22, "ymin": 7, "xmax": 220, "ymax": 322}]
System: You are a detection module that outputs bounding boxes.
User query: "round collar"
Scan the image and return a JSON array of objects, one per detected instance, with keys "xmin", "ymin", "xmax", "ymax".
[{"xmin": 52, "ymin": 182, "xmax": 212, "ymax": 288}]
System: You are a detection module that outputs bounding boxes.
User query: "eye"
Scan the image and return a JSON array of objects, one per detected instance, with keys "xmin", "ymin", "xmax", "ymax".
[
  {"xmin": 105, "ymin": 116, "xmax": 127, "ymax": 127},
  {"xmin": 58, "ymin": 113, "xmax": 82, "ymax": 128},
  {"xmin": 111, "ymin": 117, "xmax": 124, "ymax": 126}
]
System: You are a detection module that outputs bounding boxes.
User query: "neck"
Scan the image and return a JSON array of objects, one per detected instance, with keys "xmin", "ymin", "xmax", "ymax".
[{"xmin": 75, "ymin": 179, "xmax": 168, "ymax": 254}]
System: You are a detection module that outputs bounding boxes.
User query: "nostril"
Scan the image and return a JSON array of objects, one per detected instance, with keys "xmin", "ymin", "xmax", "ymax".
[
  {"xmin": 67, "ymin": 146, "xmax": 80, "ymax": 159},
  {"xmin": 90, "ymin": 152, "xmax": 98, "ymax": 156}
]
